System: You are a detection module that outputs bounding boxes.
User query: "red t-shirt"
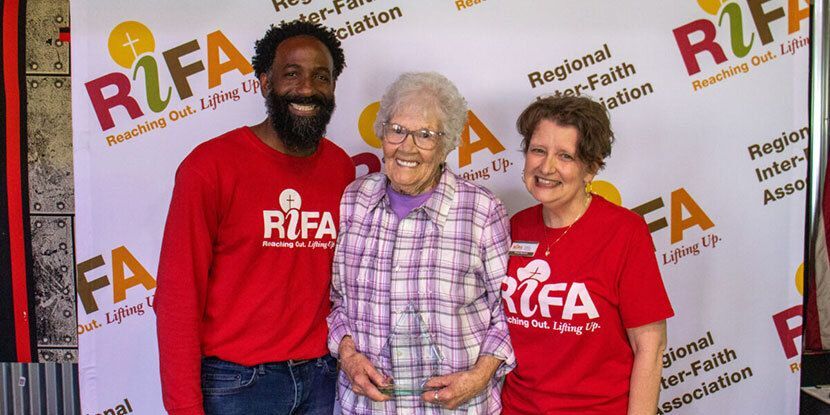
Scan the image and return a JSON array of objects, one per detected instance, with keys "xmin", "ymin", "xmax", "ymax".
[
  {"xmin": 501, "ymin": 196, "xmax": 674, "ymax": 415},
  {"xmin": 154, "ymin": 127, "xmax": 355, "ymax": 415}
]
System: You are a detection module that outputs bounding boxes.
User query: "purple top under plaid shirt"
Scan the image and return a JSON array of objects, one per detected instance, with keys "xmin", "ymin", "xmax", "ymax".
[{"xmin": 328, "ymin": 169, "xmax": 516, "ymax": 414}]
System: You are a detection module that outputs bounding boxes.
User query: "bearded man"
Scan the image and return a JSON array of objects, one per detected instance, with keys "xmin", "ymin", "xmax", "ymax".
[{"xmin": 154, "ymin": 21, "xmax": 355, "ymax": 415}]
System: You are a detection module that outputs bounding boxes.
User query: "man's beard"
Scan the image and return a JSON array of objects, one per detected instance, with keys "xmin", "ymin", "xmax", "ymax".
[{"xmin": 265, "ymin": 91, "xmax": 335, "ymax": 154}]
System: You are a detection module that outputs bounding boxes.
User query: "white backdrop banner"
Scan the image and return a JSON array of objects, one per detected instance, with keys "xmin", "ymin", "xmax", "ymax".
[{"xmin": 70, "ymin": 1, "xmax": 811, "ymax": 414}]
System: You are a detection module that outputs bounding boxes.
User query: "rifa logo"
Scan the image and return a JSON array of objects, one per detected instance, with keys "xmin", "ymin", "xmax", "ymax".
[
  {"xmin": 592, "ymin": 181, "xmax": 714, "ymax": 245},
  {"xmin": 772, "ymin": 263, "xmax": 803, "ymax": 365},
  {"xmin": 76, "ymin": 245, "xmax": 156, "ymax": 315},
  {"xmin": 85, "ymin": 20, "xmax": 253, "ymax": 131},
  {"xmin": 672, "ymin": 0, "xmax": 809, "ymax": 75},
  {"xmin": 263, "ymin": 189, "xmax": 337, "ymax": 243},
  {"xmin": 355, "ymin": 101, "xmax": 506, "ymax": 172},
  {"xmin": 502, "ymin": 259, "xmax": 599, "ymax": 320}
]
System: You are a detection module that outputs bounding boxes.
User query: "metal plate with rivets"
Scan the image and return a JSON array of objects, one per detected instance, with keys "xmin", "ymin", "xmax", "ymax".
[
  {"xmin": 37, "ymin": 349, "xmax": 78, "ymax": 364},
  {"xmin": 30, "ymin": 216, "xmax": 76, "ymax": 351},
  {"xmin": 27, "ymin": 76, "xmax": 74, "ymax": 215},
  {"xmin": 25, "ymin": 0, "xmax": 69, "ymax": 75}
]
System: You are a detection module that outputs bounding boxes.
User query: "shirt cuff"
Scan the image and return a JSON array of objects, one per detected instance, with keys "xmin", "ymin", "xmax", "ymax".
[
  {"xmin": 327, "ymin": 316, "xmax": 353, "ymax": 358},
  {"xmin": 480, "ymin": 333, "xmax": 516, "ymax": 378}
]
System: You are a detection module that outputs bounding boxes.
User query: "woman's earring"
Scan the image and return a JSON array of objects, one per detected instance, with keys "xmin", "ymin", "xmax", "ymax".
[{"xmin": 585, "ymin": 181, "xmax": 593, "ymax": 194}]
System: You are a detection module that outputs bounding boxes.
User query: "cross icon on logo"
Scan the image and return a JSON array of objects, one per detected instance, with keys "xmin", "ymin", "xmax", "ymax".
[
  {"xmin": 107, "ymin": 21, "xmax": 155, "ymax": 69},
  {"xmin": 527, "ymin": 266, "xmax": 542, "ymax": 280},
  {"xmin": 279, "ymin": 189, "xmax": 302, "ymax": 212},
  {"xmin": 121, "ymin": 32, "xmax": 141, "ymax": 59}
]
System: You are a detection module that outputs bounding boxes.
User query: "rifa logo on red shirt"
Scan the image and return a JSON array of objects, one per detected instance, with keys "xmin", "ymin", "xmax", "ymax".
[
  {"xmin": 262, "ymin": 189, "xmax": 336, "ymax": 248},
  {"xmin": 502, "ymin": 259, "xmax": 599, "ymax": 321}
]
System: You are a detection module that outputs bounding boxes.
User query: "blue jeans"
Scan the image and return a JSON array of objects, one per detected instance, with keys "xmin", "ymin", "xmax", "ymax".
[{"xmin": 201, "ymin": 355, "xmax": 338, "ymax": 415}]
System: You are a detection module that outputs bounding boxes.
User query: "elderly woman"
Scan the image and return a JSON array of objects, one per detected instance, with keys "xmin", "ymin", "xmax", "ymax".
[
  {"xmin": 327, "ymin": 72, "xmax": 515, "ymax": 414},
  {"xmin": 500, "ymin": 96, "xmax": 674, "ymax": 415}
]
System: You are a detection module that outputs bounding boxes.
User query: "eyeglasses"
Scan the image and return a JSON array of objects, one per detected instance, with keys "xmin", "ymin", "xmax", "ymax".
[{"xmin": 382, "ymin": 122, "xmax": 444, "ymax": 150}]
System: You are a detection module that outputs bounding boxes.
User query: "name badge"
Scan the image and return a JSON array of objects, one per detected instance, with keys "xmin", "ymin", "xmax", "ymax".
[{"xmin": 509, "ymin": 241, "xmax": 539, "ymax": 257}]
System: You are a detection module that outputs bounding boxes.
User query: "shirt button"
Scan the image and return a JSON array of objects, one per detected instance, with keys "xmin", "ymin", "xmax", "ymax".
[{"xmin": 394, "ymin": 265, "xmax": 401, "ymax": 272}]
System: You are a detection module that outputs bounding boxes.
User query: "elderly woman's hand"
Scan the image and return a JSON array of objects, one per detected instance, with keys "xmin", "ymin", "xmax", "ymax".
[
  {"xmin": 420, "ymin": 355, "xmax": 502, "ymax": 409},
  {"xmin": 339, "ymin": 336, "xmax": 392, "ymax": 402}
]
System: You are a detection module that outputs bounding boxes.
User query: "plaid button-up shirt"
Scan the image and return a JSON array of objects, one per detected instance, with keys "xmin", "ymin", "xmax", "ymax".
[{"xmin": 328, "ymin": 169, "xmax": 515, "ymax": 414}]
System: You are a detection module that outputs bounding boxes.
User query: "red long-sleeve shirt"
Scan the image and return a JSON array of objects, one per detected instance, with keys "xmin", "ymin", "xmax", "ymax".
[{"xmin": 154, "ymin": 127, "xmax": 355, "ymax": 415}]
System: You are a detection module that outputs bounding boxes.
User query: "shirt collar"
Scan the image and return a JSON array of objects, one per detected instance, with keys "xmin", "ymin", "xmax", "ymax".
[
  {"xmin": 421, "ymin": 167, "xmax": 455, "ymax": 228},
  {"xmin": 368, "ymin": 167, "xmax": 456, "ymax": 229}
]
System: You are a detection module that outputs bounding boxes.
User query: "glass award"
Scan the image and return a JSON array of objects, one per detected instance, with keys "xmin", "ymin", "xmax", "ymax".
[{"xmin": 379, "ymin": 303, "xmax": 444, "ymax": 396}]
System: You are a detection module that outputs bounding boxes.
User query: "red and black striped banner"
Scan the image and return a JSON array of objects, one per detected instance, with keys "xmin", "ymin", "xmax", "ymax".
[{"xmin": 1, "ymin": 0, "xmax": 35, "ymax": 363}]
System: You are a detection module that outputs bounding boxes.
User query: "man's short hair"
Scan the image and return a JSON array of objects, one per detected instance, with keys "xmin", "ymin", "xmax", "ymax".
[{"xmin": 252, "ymin": 21, "xmax": 346, "ymax": 80}]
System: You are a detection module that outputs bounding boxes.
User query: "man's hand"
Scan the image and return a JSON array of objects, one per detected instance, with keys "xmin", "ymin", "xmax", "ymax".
[
  {"xmin": 339, "ymin": 336, "xmax": 391, "ymax": 402},
  {"xmin": 420, "ymin": 355, "xmax": 501, "ymax": 409}
]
